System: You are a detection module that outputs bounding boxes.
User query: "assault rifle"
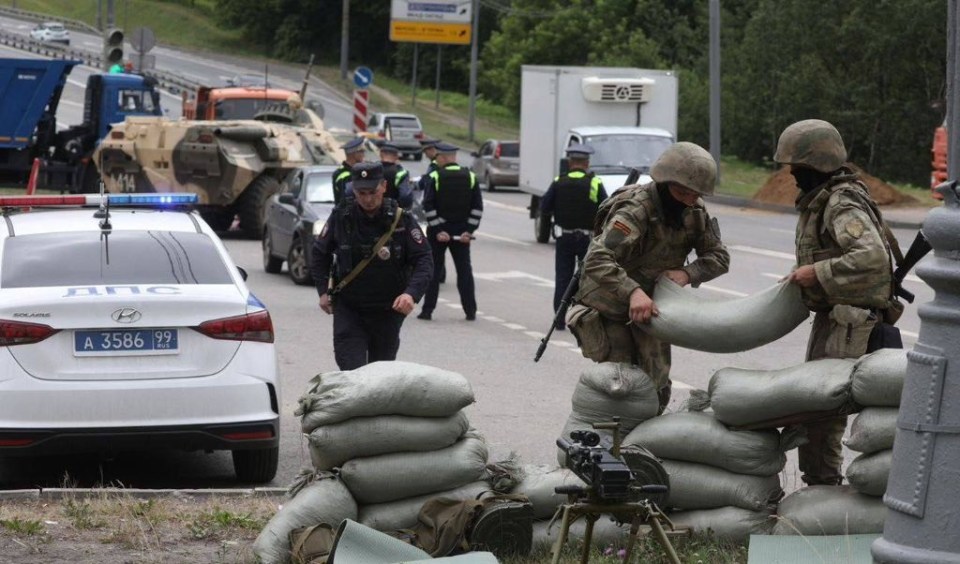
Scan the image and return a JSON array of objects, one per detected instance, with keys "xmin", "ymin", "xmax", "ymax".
[
  {"xmin": 534, "ymin": 258, "xmax": 583, "ymax": 362},
  {"xmin": 893, "ymin": 231, "xmax": 932, "ymax": 304}
]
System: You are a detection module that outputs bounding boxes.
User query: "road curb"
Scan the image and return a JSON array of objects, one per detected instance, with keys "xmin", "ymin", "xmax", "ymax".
[
  {"xmin": 23, "ymin": 487, "xmax": 288, "ymax": 501},
  {"xmin": 707, "ymin": 194, "xmax": 926, "ymax": 229},
  {"xmin": 0, "ymin": 489, "xmax": 41, "ymax": 500}
]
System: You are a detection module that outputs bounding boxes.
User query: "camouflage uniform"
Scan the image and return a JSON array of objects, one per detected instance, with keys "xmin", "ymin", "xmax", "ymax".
[
  {"xmin": 571, "ymin": 182, "xmax": 729, "ymax": 404},
  {"xmin": 777, "ymin": 119, "xmax": 896, "ymax": 485}
]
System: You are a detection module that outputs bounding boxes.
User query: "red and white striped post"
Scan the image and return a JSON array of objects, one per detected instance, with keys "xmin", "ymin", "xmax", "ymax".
[{"xmin": 353, "ymin": 89, "xmax": 369, "ymax": 133}]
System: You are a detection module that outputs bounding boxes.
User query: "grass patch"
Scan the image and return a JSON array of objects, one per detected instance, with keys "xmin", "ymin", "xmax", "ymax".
[
  {"xmin": 503, "ymin": 533, "xmax": 747, "ymax": 564},
  {"xmin": 63, "ymin": 498, "xmax": 106, "ymax": 530},
  {"xmin": 187, "ymin": 507, "xmax": 266, "ymax": 540},
  {"xmin": 718, "ymin": 156, "xmax": 774, "ymax": 199},
  {"xmin": 0, "ymin": 517, "xmax": 45, "ymax": 536}
]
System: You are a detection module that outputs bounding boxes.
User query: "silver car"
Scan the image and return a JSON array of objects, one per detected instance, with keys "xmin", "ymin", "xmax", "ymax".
[
  {"xmin": 471, "ymin": 139, "xmax": 519, "ymax": 191},
  {"xmin": 29, "ymin": 22, "xmax": 70, "ymax": 45}
]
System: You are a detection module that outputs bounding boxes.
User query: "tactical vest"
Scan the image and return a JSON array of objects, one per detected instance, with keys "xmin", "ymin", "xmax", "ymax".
[
  {"xmin": 333, "ymin": 201, "xmax": 407, "ymax": 308},
  {"xmin": 430, "ymin": 165, "xmax": 474, "ymax": 222},
  {"xmin": 382, "ymin": 162, "xmax": 409, "ymax": 201},
  {"xmin": 333, "ymin": 162, "xmax": 352, "ymax": 204},
  {"xmin": 553, "ymin": 170, "xmax": 601, "ymax": 230},
  {"xmin": 795, "ymin": 176, "xmax": 894, "ymax": 311}
]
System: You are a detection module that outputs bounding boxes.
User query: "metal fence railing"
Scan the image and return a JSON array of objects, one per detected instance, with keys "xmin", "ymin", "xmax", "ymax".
[{"xmin": 0, "ymin": 6, "xmax": 100, "ymax": 34}]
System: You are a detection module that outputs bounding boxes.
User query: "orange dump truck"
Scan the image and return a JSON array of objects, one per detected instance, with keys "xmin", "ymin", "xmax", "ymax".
[
  {"xmin": 932, "ymin": 121, "xmax": 947, "ymax": 199},
  {"xmin": 182, "ymin": 86, "xmax": 299, "ymax": 121}
]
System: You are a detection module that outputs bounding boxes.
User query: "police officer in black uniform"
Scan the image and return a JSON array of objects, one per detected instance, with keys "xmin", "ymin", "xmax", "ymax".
[
  {"xmin": 311, "ymin": 162, "xmax": 433, "ymax": 370},
  {"xmin": 540, "ymin": 143, "xmax": 607, "ymax": 330},
  {"xmin": 333, "ymin": 137, "xmax": 366, "ymax": 205},
  {"xmin": 418, "ymin": 142, "xmax": 482, "ymax": 321},
  {"xmin": 379, "ymin": 142, "xmax": 414, "ymax": 209},
  {"xmin": 418, "ymin": 138, "xmax": 446, "ymax": 283}
]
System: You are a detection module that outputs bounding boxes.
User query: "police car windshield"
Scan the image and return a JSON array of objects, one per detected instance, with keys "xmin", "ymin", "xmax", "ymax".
[
  {"xmin": 305, "ymin": 173, "xmax": 336, "ymax": 203},
  {"xmin": 1, "ymin": 231, "xmax": 233, "ymax": 288},
  {"xmin": 584, "ymin": 135, "xmax": 673, "ymax": 169}
]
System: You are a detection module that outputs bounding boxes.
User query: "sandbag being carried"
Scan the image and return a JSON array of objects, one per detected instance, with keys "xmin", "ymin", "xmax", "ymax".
[
  {"xmin": 308, "ymin": 412, "xmax": 470, "ymax": 470},
  {"xmin": 358, "ymin": 481, "xmax": 491, "ymax": 531},
  {"xmin": 623, "ymin": 412, "xmax": 797, "ymax": 476},
  {"xmin": 253, "ymin": 471, "xmax": 358, "ymax": 564},
  {"xmin": 845, "ymin": 449, "xmax": 892, "ymax": 497},
  {"xmin": 667, "ymin": 506, "xmax": 775, "ymax": 541},
  {"xmin": 341, "ymin": 435, "xmax": 489, "ymax": 505},
  {"xmin": 687, "ymin": 358, "xmax": 857, "ymax": 428},
  {"xmin": 640, "ymin": 278, "xmax": 809, "ymax": 353},
  {"xmin": 660, "ymin": 460, "xmax": 783, "ymax": 512},
  {"xmin": 773, "ymin": 485, "xmax": 885, "ymax": 535},
  {"xmin": 512, "ymin": 465, "xmax": 587, "ymax": 520},
  {"xmin": 843, "ymin": 407, "xmax": 898, "ymax": 454},
  {"xmin": 852, "ymin": 348, "xmax": 908, "ymax": 407},
  {"xmin": 296, "ymin": 361, "xmax": 475, "ymax": 432}
]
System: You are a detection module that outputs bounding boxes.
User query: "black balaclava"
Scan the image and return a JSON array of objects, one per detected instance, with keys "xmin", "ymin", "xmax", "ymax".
[
  {"xmin": 790, "ymin": 166, "xmax": 833, "ymax": 193},
  {"xmin": 657, "ymin": 183, "xmax": 689, "ymax": 228}
]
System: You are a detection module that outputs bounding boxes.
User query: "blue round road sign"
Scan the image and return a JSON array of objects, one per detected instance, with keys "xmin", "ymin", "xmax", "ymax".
[{"xmin": 353, "ymin": 66, "xmax": 374, "ymax": 89}]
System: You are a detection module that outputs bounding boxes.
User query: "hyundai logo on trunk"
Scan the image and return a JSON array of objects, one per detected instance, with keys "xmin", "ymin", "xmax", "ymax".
[{"xmin": 111, "ymin": 308, "xmax": 142, "ymax": 323}]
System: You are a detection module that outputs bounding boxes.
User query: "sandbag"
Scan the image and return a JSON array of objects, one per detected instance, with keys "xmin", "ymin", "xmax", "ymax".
[
  {"xmin": 358, "ymin": 481, "xmax": 491, "ymax": 531},
  {"xmin": 623, "ymin": 412, "xmax": 792, "ymax": 476},
  {"xmin": 660, "ymin": 460, "xmax": 783, "ymax": 512},
  {"xmin": 296, "ymin": 361, "xmax": 475, "ymax": 432},
  {"xmin": 531, "ymin": 518, "xmax": 627, "ymax": 550},
  {"xmin": 570, "ymin": 362, "xmax": 660, "ymax": 432},
  {"xmin": 687, "ymin": 358, "xmax": 857, "ymax": 428},
  {"xmin": 253, "ymin": 472, "xmax": 358, "ymax": 564},
  {"xmin": 845, "ymin": 449, "xmax": 892, "ymax": 497},
  {"xmin": 852, "ymin": 348, "xmax": 908, "ymax": 407},
  {"xmin": 843, "ymin": 407, "xmax": 898, "ymax": 454},
  {"xmin": 512, "ymin": 465, "xmax": 587, "ymax": 520},
  {"xmin": 772, "ymin": 485, "xmax": 886, "ymax": 535},
  {"xmin": 640, "ymin": 278, "xmax": 809, "ymax": 353},
  {"xmin": 308, "ymin": 412, "xmax": 470, "ymax": 470},
  {"xmin": 667, "ymin": 506, "xmax": 775, "ymax": 541},
  {"xmin": 341, "ymin": 435, "xmax": 489, "ymax": 505}
]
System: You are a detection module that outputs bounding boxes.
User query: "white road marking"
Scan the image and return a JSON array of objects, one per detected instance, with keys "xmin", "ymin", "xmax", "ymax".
[
  {"xmin": 901, "ymin": 330, "xmax": 918, "ymax": 339},
  {"xmin": 729, "ymin": 244, "xmax": 795, "ymax": 261},
  {"xmin": 485, "ymin": 199, "xmax": 528, "ymax": 214},
  {"xmin": 524, "ymin": 331, "xmax": 543, "ymax": 339},
  {"xmin": 770, "ymin": 228, "xmax": 795, "ymax": 234},
  {"xmin": 503, "ymin": 323, "xmax": 526, "ymax": 331},
  {"xmin": 474, "ymin": 271, "xmax": 554, "ymax": 288},
  {"xmin": 482, "ymin": 315, "xmax": 504, "ymax": 323},
  {"xmin": 905, "ymin": 274, "xmax": 922, "ymax": 284},
  {"xmin": 475, "ymin": 232, "xmax": 531, "ymax": 246},
  {"xmin": 550, "ymin": 341, "xmax": 574, "ymax": 348},
  {"xmin": 673, "ymin": 380, "xmax": 694, "ymax": 390},
  {"xmin": 762, "ymin": 272, "xmax": 785, "ymax": 280},
  {"xmin": 700, "ymin": 284, "xmax": 748, "ymax": 297}
]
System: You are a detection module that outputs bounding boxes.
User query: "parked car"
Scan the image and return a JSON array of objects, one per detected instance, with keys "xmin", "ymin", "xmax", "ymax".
[
  {"xmin": 364, "ymin": 112, "xmax": 425, "ymax": 160},
  {"xmin": 0, "ymin": 193, "xmax": 280, "ymax": 483},
  {"xmin": 262, "ymin": 165, "xmax": 338, "ymax": 285},
  {"xmin": 471, "ymin": 139, "xmax": 520, "ymax": 191},
  {"xmin": 225, "ymin": 74, "xmax": 268, "ymax": 88},
  {"xmin": 29, "ymin": 22, "xmax": 70, "ymax": 45},
  {"xmin": 329, "ymin": 128, "xmax": 381, "ymax": 162}
]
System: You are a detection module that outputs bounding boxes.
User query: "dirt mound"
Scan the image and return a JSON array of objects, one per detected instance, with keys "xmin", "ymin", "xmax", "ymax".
[{"xmin": 753, "ymin": 164, "xmax": 917, "ymax": 207}]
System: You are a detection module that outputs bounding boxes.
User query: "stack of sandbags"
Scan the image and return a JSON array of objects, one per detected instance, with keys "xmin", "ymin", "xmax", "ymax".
[
  {"xmin": 624, "ymin": 412, "xmax": 786, "ymax": 539},
  {"xmin": 686, "ymin": 358, "xmax": 858, "ymax": 429},
  {"xmin": 773, "ymin": 486, "xmax": 886, "ymax": 535},
  {"xmin": 844, "ymin": 348, "xmax": 907, "ymax": 498},
  {"xmin": 557, "ymin": 363, "xmax": 660, "ymax": 465},
  {"xmin": 296, "ymin": 361, "xmax": 491, "ymax": 533}
]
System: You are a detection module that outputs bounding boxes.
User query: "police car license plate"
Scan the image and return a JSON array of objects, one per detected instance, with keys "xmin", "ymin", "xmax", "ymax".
[{"xmin": 73, "ymin": 329, "xmax": 179, "ymax": 356}]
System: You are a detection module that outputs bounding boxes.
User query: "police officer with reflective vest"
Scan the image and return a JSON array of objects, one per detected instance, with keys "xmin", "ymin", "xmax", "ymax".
[
  {"xmin": 540, "ymin": 144, "xmax": 608, "ymax": 330},
  {"xmin": 310, "ymin": 162, "xmax": 433, "ymax": 370},
  {"xmin": 333, "ymin": 138, "xmax": 366, "ymax": 206},
  {"xmin": 379, "ymin": 142, "xmax": 414, "ymax": 209},
  {"xmin": 418, "ymin": 142, "xmax": 482, "ymax": 321},
  {"xmin": 418, "ymin": 138, "xmax": 447, "ymax": 283}
]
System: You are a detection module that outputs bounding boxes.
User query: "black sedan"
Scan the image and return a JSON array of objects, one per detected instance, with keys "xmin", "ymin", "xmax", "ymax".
[{"xmin": 262, "ymin": 165, "xmax": 337, "ymax": 285}]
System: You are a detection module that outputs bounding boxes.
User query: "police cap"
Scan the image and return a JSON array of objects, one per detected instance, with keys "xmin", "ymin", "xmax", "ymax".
[
  {"xmin": 342, "ymin": 137, "xmax": 365, "ymax": 154},
  {"xmin": 435, "ymin": 142, "xmax": 459, "ymax": 154},
  {"xmin": 351, "ymin": 162, "xmax": 384, "ymax": 191},
  {"xmin": 420, "ymin": 137, "xmax": 441, "ymax": 148},
  {"xmin": 379, "ymin": 141, "xmax": 401, "ymax": 154},
  {"xmin": 565, "ymin": 143, "xmax": 594, "ymax": 159}
]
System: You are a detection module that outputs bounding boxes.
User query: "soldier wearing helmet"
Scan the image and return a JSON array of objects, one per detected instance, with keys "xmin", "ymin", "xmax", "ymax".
[
  {"xmin": 776, "ymin": 119, "xmax": 898, "ymax": 486},
  {"xmin": 566, "ymin": 141, "xmax": 730, "ymax": 412}
]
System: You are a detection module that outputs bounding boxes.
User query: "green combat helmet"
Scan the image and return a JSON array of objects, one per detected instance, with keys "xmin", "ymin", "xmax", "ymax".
[
  {"xmin": 773, "ymin": 119, "xmax": 847, "ymax": 173},
  {"xmin": 650, "ymin": 141, "xmax": 717, "ymax": 196}
]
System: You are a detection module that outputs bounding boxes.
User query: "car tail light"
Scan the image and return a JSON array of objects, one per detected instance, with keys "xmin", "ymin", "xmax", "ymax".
[
  {"xmin": 414, "ymin": 132, "xmax": 424, "ymax": 139},
  {"xmin": 220, "ymin": 429, "xmax": 275, "ymax": 441},
  {"xmin": 195, "ymin": 310, "xmax": 274, "ymax": 343},
  {"xmin": 0, "ymin": 438, "xmax": 35, "ymax": 447},
  {"xmin": 494, "ymin": 144, "xmax": 502, "ymax": 159},
  {"xmin": 0, "ymin": 320, "xmax": 59, "ymax": 347},
  {"xmin": 378, "ymin": 131, "xmax": 385, "ymax": 138}
]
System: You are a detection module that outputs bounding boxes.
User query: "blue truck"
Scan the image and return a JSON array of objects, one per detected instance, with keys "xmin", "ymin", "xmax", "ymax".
[{"xmin": 0, "ymin": 58, "xmax": 162, "ymax": 191}]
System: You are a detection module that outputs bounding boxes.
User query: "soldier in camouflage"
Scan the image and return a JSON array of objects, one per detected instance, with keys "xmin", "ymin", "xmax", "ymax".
[
  {"xmin": 568, "ymin": 142, "xmax": 730, "ymax": 412},
  {"xmin": 775, "ymin": 119, "xmax": 897, "ymax": 485}
]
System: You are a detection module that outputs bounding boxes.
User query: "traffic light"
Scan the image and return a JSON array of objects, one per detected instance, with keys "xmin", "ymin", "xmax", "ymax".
[{"xmin": 103, "ymin": 28, "xmax": 124, "ymax": 66}]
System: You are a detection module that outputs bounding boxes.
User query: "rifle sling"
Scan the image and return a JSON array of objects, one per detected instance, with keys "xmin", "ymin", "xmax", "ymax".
[{"xmin": 332, "ymin": 207, "xmax": 404, "ymax": 295}]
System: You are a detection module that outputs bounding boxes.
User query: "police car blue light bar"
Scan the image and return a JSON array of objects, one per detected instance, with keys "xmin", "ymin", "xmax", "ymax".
[{"xmin": 0, "ymin": 194, "xmax": 198, "ymax": 207}]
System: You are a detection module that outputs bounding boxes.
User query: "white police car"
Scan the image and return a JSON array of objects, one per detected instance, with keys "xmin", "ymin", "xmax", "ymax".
[{"xmin": 0, "ymin": 194, "xmax": 280, "ymax": 482}]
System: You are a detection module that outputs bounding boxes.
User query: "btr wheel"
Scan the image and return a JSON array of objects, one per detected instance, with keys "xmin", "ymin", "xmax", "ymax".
[
  {"xmin": 236, "ymin": 175, "xmax": 281, "ymax": 240},
  {"xmin": 262, "ymin": 228, "xmax": 283, "ymax": 274},
  {"xmin": 287, "ymin": 236, "xmax": 313, "ymax": 285},
  {"xmin": 232, "ymin": 446, "xmax": 279, "ymax": 483}
]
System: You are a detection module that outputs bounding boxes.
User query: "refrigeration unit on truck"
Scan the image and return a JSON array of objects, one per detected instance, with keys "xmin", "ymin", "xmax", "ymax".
[{"xmin": 519, "ymin": 65, "xmax": 678, "ymax": 242}]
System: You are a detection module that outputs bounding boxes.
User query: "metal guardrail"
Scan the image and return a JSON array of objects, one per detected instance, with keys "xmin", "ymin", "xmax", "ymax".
[
  {"xmin": 0, "ymin": 6, "xmax": 100, "ymax": 34},
  {"xmin": 0, "ymin": 29, "xmax": 202, "ymax": 95}
]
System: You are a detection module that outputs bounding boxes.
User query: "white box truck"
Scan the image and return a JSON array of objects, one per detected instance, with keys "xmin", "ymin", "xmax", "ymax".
[{"xmin": 519, "ymin": 65, "xmax": 679, "ymax": 242}]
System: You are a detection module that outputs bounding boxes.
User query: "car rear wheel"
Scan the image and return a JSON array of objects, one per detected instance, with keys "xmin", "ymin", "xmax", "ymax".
[
  {"xmin": 288, "ymin": 236, "xmax": 313, "ymax": 285},
  {"xmin": 262, "ymin": 228, "xmax": 283, "ymax": 274},
  {"xmin": 485, "ymin": 173, "xmax": 496, "ymax": 192},
  {"xmin": 232, "ymin": 446, "xmax": 279, "ymax": 483}
]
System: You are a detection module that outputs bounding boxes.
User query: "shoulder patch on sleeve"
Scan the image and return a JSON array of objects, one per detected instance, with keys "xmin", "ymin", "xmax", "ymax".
[
  {"xmin": 411, "ymin": 226, "xmax": 424, "ymax": 244},
  {"xmin": 845, "ymin": 218, "xmax": 865, "ymax": 239},
  {"xmin": 612, "ymin": 220, "xmax": 632, "ymax": 236}
]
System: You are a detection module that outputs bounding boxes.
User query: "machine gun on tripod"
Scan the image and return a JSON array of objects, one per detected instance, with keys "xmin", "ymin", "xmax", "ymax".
[{"xmin": 549, "ymin": 417, "xmax": 686, "ymax": 564}]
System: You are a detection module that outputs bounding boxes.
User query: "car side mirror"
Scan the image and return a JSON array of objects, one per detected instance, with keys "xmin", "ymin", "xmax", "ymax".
[
  {"xmin": 237, "ymin": 266, "xmax": 248, "ymax": 281},
  {"xmin": 278, "ymin": 193, "xmax": 296, "ymax": 205}
]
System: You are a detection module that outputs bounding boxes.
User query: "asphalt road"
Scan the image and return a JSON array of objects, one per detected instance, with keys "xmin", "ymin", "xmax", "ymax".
[{"xmin": 0, "ymin": 25, "xmax": 934, "ymax": 491}]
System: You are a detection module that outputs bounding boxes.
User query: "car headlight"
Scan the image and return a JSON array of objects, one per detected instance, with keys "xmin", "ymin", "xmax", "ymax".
[{"xmin": 312, "ymin": 220, "xmax": 326, "ymax": 237}]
